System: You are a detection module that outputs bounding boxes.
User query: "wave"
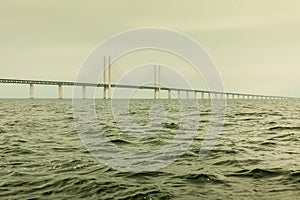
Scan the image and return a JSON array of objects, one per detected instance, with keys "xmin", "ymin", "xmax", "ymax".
[
  {"xmin": 110, "ymin": 139, "xmax": 132, "ymax": 145},
  {"xmin": 163, "ymin": 122, "xmax": 179, "ymax": 130},
  {"xmin": 227, "ymin": 168, "xmax": 287, "ymax": 178},
  {"xmin": 175, "ymin": 173, "xmax": 225, "ymax": 184},
  {"xmin": 268, "ymin": 126, "xmax": 300, "ymax": 131}
]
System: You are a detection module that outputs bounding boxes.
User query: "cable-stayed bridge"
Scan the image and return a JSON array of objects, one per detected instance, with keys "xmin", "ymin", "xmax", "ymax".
[{"xmin": 0, "ymin": 78, "xmax": 292, "ymax": 100}]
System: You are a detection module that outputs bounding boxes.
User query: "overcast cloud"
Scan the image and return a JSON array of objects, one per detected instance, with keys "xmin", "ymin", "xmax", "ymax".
[{"xmin": 1, "ymin": 0, "xmax": 299, "ymax": 98}]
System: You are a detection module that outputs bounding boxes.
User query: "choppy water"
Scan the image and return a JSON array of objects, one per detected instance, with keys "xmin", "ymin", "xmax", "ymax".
[{"xmin": 0, "ymin": 99, "xmax": 299, "ymax": 199}]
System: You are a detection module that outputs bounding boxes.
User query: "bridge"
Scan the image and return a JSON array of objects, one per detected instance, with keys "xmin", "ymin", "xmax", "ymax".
[{"xmin": 0, "ymin": 78, "xmax": 292, "ymax": 100}]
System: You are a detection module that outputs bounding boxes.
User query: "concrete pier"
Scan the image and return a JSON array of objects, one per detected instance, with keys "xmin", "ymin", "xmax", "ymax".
[
  {"xmin": 82, "ymin": 86, "xmax": 87, "ymax": 99},
  {"xmin": 158, "ymin": 88, "xmax": 161, "ymax": 99},
  {"xmin": 168, "ymin": 90, "xmax": 171, "ymax": 99},
  {"xmin": 58, "ymin": 85, "xmax": 62, "ymax": 99},
  {"xmin": 186, "ymin": 91, "xmax": 189, "ymax": 99},
  {"xmin": 177, "ymin": 91, "xmax": 180, "ymax": 99},
  {"xmin": 29, "ymin": 83, "xmax": 34, "ymax": 99}
]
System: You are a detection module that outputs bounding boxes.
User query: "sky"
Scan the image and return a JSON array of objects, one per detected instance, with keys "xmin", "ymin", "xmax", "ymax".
[{"xmin": 1, "ymin": 0, "xmax": 300, "ymax": 98}]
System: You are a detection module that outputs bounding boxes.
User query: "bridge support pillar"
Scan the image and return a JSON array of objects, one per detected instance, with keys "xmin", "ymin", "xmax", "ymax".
[
  {"xmin": 194, "ymin": 91, "xmax": 197, "ymax": 99},
  {"xmin": 82, "ymin": 86, "xmax": 87, "ymax": 99},
  {"xmin": 158, "ymin": 88, "xmax": 161, "ymax": 100},
  {"xmin": 58, "ymin": 85, "xmax": 62, "ymax": 99},
  {"xmin": 103, "ymin": 86, "xmax": 107, "ymax": 99},
  {"xmin": 168, "ymin": 90, "xmax": 171, "ymax": 99},
  {"xmin": 177, "ymin": 91, "xmax": 180, "ymax": 99},
  {"xmin": 29, "ymin": 83, "xmax": 34, "ymax": 99},
  {"xmin": 201, "ymin": 92, "xmax": 204, "ymax": 99},
  {"xmin": 186, "ymin": 91, "xmax": 189, "ymax": 99},
  {"xmin": 208, "ymin": 93, "xmax": 211, "ymax": 99}
]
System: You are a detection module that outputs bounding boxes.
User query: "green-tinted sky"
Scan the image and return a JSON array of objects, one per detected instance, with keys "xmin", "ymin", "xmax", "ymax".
[{"xmin": 1, "ymin": 0, "xmax": 299, "ymax": 98}]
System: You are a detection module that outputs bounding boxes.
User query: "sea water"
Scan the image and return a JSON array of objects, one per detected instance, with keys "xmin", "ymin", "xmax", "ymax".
[{"xmin": 0, "ymin": 99, "xmax": 299, "ymax": 199}]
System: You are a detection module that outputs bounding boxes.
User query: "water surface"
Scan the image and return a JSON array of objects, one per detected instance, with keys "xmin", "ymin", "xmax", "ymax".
[{"xmin": 0, "ymin": 99, "xmax": 299, "ymax": 199}]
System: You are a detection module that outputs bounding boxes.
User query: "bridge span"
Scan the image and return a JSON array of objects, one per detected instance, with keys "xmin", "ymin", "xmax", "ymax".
[{"xmin": 0, "ymin": 78, "xmax": 292, "ymax": 100}]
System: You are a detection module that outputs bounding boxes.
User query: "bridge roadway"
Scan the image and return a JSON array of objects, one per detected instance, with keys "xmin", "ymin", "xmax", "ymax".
[{"xmin": 0, "ymin": 78, "xmax": 291, "ymax": 100}]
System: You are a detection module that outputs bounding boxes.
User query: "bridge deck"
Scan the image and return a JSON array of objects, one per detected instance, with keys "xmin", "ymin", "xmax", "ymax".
[{"xmin": 0, "ymin": 78, "xmax": 292, "ymax": 99}]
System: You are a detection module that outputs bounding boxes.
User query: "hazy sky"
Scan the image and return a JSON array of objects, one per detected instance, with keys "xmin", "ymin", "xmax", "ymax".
[{"xmin": 1, "ymin": 0, "xmax": 300, "ymax": 98}]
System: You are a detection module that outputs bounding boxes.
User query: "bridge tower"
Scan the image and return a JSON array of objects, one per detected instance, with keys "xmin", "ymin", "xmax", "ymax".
[
  {"xmin": 108, "ymin": 56, "xmax": 112, "ymax": 99},
  {"xmin": 103, "ymin": 56, "xmax": 107, "ymax": 99}
]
